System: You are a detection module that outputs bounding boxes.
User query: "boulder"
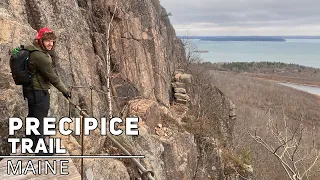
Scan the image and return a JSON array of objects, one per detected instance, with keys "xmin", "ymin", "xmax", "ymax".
[
  {"xmin": 174, "ymin": 93, "xmax": 190, "ymax": 101},
  {"xmin": 174, "ymin": 88, "xmax": 187, "ymax": 94},
  {"xmin": 172, "ymin": 82, "xmax": 185, "ymax": 89},
  {"xmin": 179, "ymin": 74, "xmax": 192, "ymax": 84}
]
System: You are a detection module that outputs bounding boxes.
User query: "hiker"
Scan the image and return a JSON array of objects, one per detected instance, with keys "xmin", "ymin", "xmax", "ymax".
[{"xmin": 23, "ymin": 27, "xmax": 71, "ymax": 155}]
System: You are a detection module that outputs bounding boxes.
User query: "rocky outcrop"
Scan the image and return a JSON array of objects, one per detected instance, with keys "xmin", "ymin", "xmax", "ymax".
[
  {"xmin": 0, "ymin": 0, "xmax": 248, "ymax": 179},
  {"xmin": 172, "ymin": 70, "xmax": 192, "ymax": 104}
]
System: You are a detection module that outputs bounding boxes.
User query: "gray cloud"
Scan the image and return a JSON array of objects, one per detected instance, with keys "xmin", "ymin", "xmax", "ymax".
[{"xmin": 160, "ymin": 0, "xmax": 320, "ymax": 35}]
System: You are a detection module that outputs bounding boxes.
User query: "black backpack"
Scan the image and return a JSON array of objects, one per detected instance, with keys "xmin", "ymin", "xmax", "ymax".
[{"xmin": 9, "ymin": 45, "xmax": 36, "ymax": 86}]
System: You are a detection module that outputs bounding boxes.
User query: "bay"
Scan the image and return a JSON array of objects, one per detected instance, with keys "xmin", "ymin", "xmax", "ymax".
[
  {"xmin": 193, "ymin": 38, "xmax": 320, "ymax": 68},
  {"xmin": 279, "ymin": 82, "xmax": 320, "ymax": 95}
]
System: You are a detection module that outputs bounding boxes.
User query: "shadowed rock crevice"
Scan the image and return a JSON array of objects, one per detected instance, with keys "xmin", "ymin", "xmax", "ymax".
[
  {"xmin": 25, "ymin": 0, "xmax": 42, "ymax": 30},
  {"xmin": 76, "ymin": 0, "xmax": 88, "ymax": 9}
]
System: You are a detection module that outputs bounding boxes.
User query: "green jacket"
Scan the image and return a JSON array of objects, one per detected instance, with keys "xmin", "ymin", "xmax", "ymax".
[{"xmin": 24, "ymin": 40, "xmax": 68, "ymax": 95}]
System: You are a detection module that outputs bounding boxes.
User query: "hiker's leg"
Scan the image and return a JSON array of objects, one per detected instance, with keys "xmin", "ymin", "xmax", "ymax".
[
  {"xmin": 25, "ymin": 90, "xmax": 37, "ymax": 151},
  {"xmin": 32, "ymin": 90, "xmax": 50, "ymax": 154},
  {"xmin": 25, "ymin": 90, "xmax": 50, "ymax": 153}
]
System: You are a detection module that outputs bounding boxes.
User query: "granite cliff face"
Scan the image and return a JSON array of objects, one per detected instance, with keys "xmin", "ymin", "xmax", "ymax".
[{"xmin": 0, "ymin": 0, "xmax": 249, "ymax": 179}]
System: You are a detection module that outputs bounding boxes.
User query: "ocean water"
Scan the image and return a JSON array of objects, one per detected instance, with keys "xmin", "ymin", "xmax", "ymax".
[
  {"xmin": 279, "ymin": 82, "xmax": 320, "ymax": 95},
  {"xmin": 193, "ymin": 38, "xmax": 320, "ymax": 68}
]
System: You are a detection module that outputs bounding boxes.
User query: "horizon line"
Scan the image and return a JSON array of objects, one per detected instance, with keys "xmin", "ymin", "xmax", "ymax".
[{"xmin": 178, "ymin": 35, "xmax": 320, "ymax": 37}]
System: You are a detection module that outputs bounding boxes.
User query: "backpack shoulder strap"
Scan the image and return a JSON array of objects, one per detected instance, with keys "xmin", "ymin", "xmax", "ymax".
[{"xmin": 20, "ymin": 45, "xmax": 39, "ymax": 53}]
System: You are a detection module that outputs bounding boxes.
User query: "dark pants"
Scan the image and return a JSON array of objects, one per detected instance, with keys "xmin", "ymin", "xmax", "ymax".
[{"xmin": 23, "ymin": 89, "xmax": 50, "ymax": 152}]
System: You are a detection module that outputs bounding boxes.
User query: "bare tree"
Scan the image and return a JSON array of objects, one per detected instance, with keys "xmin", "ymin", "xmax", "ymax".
[
  {"xmin": 249, "ymin": 110, "xmax": 320, "ymax": 180},
  {"xmin": 180, "ymin": 31, "xmax": 202, "ymax": 71},
  {"xmin": 105, "ymin": 3, "xmax": 118, "ymax": 118}
]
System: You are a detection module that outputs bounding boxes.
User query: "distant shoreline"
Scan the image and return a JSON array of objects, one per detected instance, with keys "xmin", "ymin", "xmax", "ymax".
[
  {"xmin": 194, "ymin": 50, "xmax": 209, "ymax": 53},
  {"xmin": 199, "ymin": 37, "xmax": 286, "ymax": 42},
  {"xmin": 202, "ymin": 61, "xmax": 320, "ymax": 87},
  {"xmin": 180, "ymin": 35, "xmax": 320, "ymax": 42},
  {"xmin": 247, "ymin": 73, "xmax": 320, "ymax": 87}
]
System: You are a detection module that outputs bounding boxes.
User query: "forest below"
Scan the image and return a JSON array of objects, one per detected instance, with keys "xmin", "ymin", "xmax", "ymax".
[{"xmin": 189, "ymin": 62, "xmax": 320, "ymax": 179}]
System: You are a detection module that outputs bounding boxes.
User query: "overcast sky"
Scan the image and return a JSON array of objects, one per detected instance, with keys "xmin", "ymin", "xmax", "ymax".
[{"xmin": 160, "ymin": 0, "xmax": 320, "ymax": 36}]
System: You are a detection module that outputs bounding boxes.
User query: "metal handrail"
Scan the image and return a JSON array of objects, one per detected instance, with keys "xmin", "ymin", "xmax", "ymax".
[{"xmin": 66, "ymin": 98, "xmax": 155, "ymax": 180}]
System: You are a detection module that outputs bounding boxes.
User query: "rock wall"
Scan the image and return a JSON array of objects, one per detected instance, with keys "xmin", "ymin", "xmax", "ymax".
[
  {"xmin": 0, "ymin": 0, "xmax": 249, "ymax": 179},
  {"xmin": 0, "ymin": 0, "xmax": 183, "ymax": 151}
]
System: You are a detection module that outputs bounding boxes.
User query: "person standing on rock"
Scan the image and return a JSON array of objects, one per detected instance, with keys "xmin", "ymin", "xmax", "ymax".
[{"xmin": 23, "ymin": 27, "xmax": 71, "ymax": 155}]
